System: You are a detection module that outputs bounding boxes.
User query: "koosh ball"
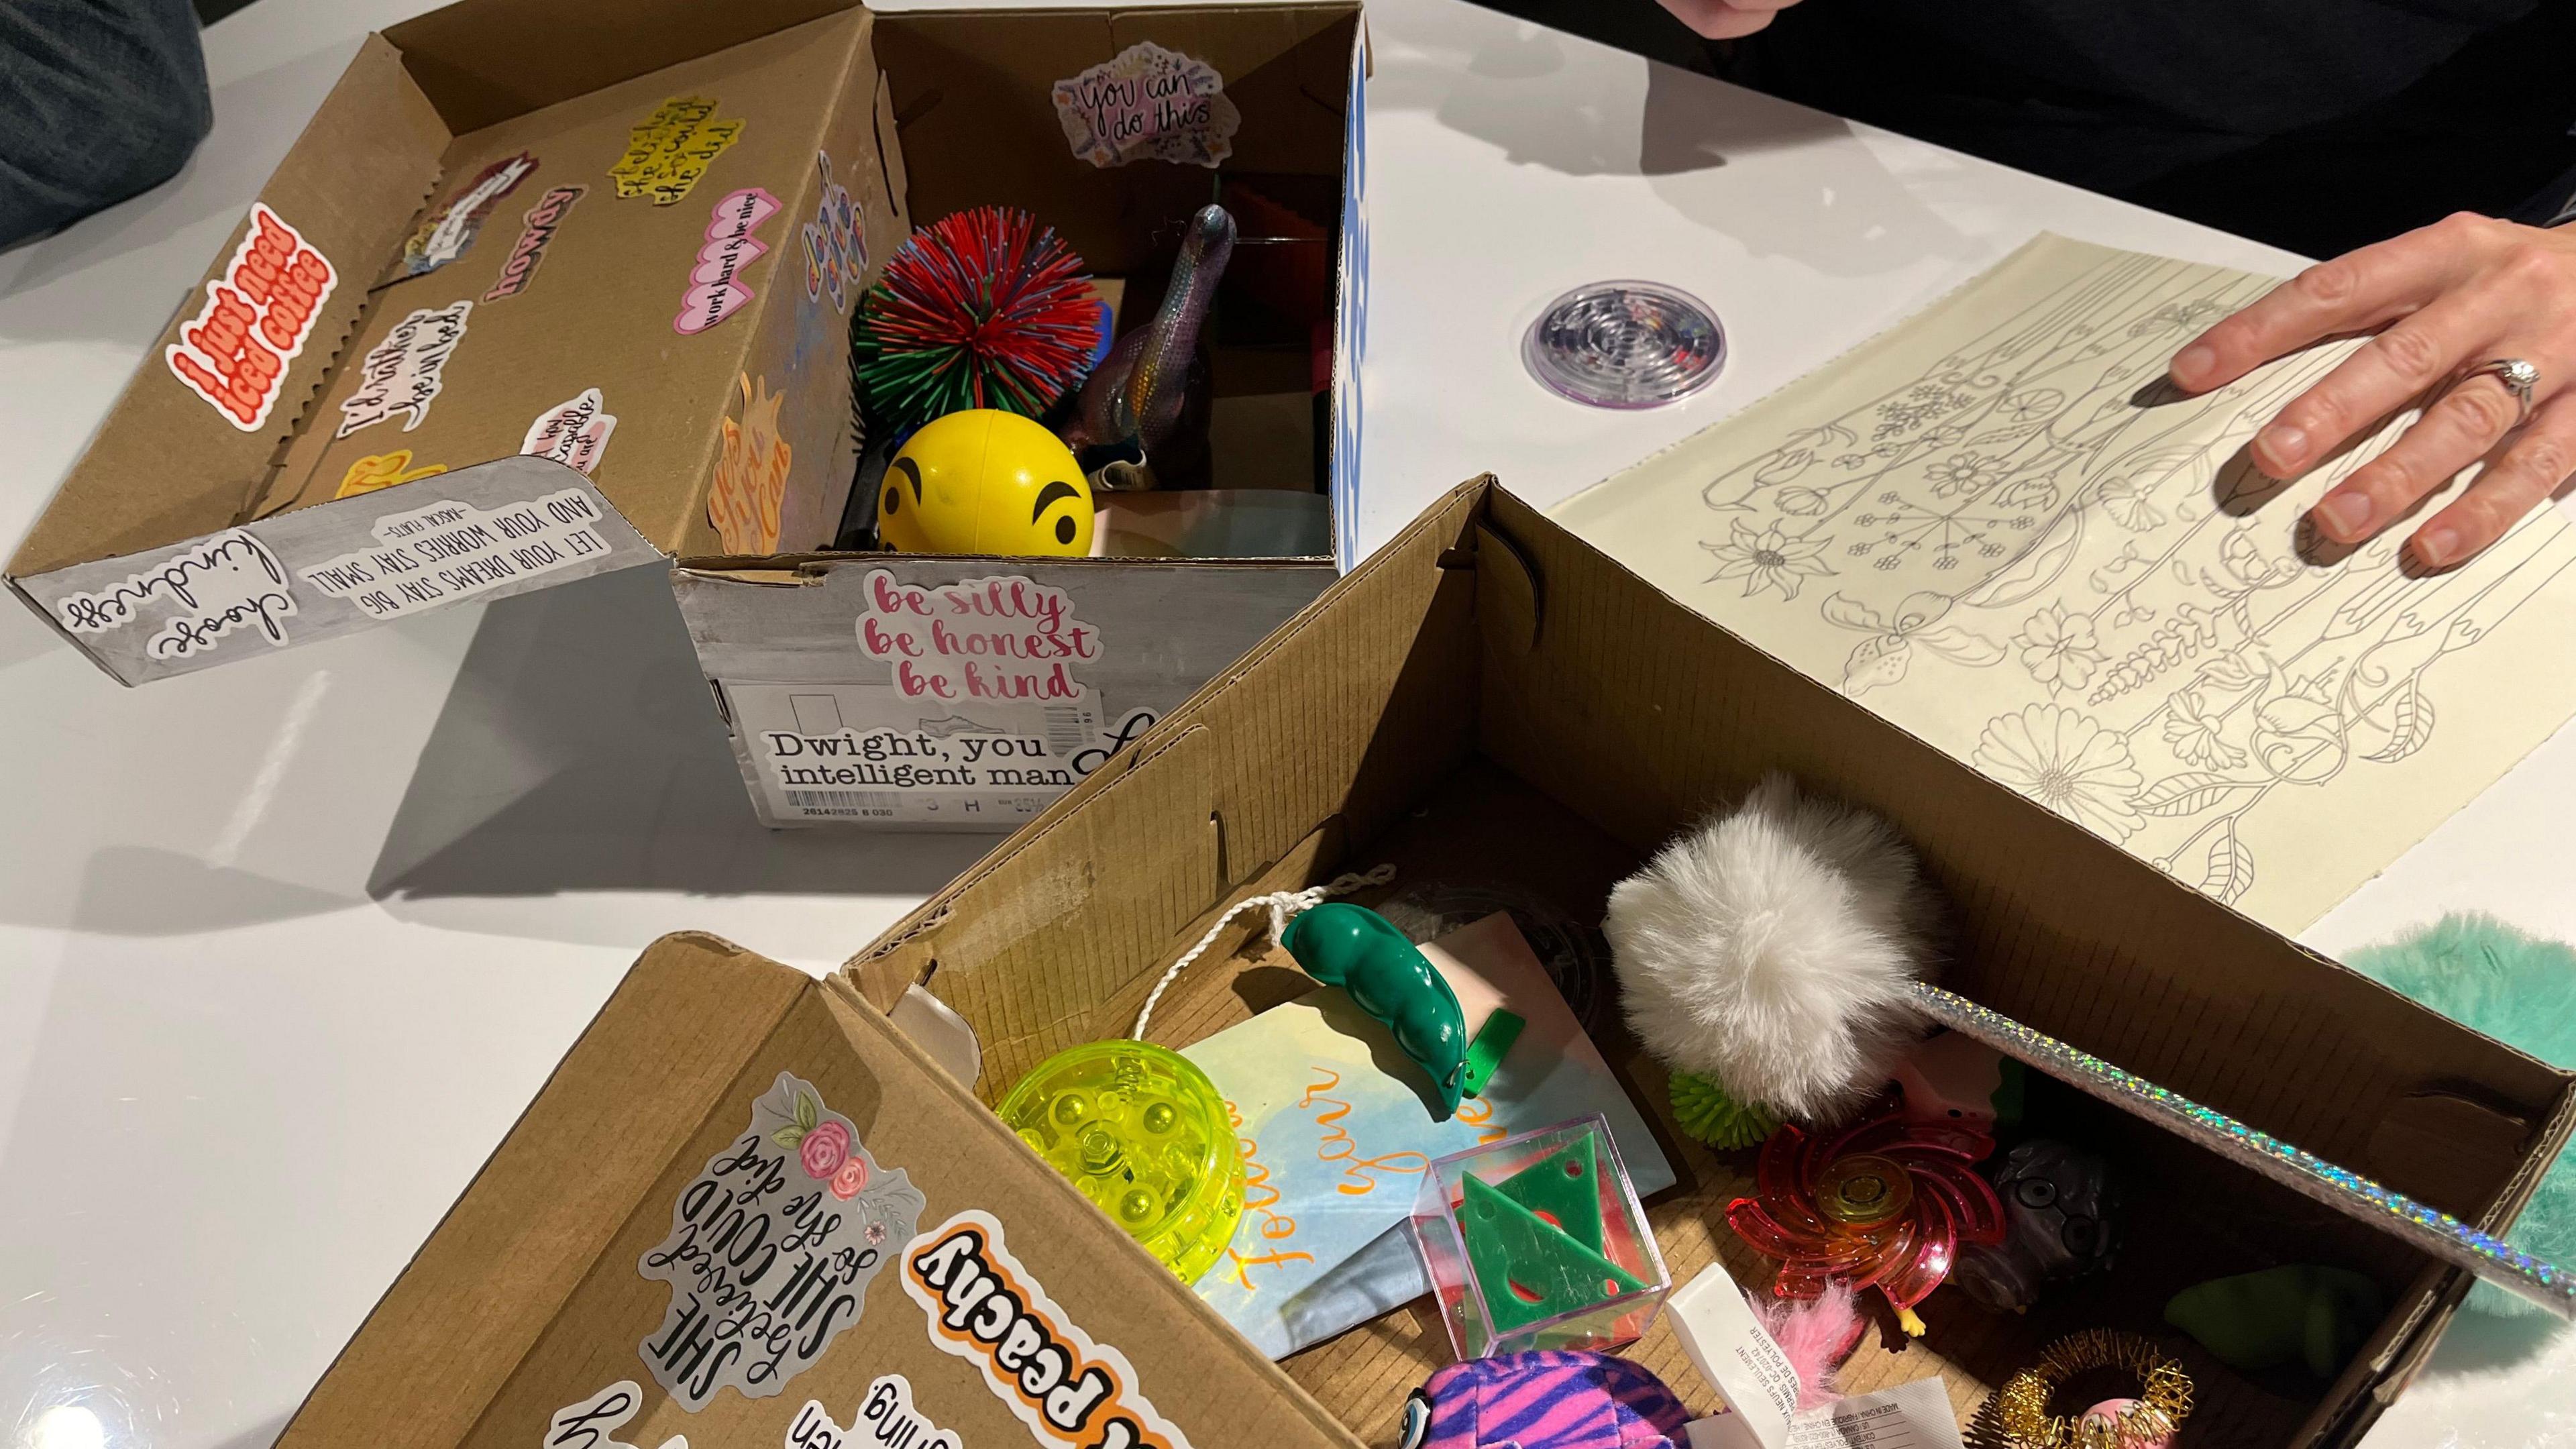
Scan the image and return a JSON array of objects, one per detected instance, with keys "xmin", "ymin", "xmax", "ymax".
[{"xmin": 879, "ymin": 408, "xmax": 1094, "ymax": 556}]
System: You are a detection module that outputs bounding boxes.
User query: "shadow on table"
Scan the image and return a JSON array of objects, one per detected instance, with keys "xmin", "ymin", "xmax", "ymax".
[
  {"xmin": 1377, "ymin": 2, "xmax": 1971, "ymax": 279},
  {"xmin": 366, "ymin": 564, "xmax": 999, "ymax": 905}
]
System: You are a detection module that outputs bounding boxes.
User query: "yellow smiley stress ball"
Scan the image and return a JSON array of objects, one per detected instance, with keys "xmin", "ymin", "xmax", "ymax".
[{"xmin": 877, "ymin": 409, "xmax": 1095, "ymax": 556}]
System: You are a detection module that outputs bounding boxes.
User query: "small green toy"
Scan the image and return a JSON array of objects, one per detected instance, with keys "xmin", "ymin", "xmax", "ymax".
[
  {"xmin": 1283, "ymin": 902, "xmax": 1470, "ymax": 1119},
  {"xmin": 1668, "ymin": 1071, "xmax": 1780, "ymax": 1150},
  {"xmin": 1497, "ymin": 1133, "xmax": 1605, "ymax": 1252},
  {"xmin": 1460, "ymin": 1173, "xmax": 1648, "ymax": 1333},
  {"xmin": 2164, "ymin": 1265, "xmax": 2383, "ymax": 1379}
]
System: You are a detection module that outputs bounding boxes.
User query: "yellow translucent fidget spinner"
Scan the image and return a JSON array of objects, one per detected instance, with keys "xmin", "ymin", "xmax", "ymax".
[{"xmin": 998, "ymin": 1041, "xmax": 1245, "ymax": 1282}]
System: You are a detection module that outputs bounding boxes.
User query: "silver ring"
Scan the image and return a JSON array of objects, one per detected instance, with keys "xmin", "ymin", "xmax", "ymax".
[{"xmin": 2461, "ymin": 357, "xmax": 2540, "ymax": 430}]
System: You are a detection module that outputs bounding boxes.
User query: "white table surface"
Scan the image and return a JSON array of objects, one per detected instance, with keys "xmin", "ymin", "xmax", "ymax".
[{"xmin": 3, "ymin": 1, "xmax": 2570, "ymax": 1446}]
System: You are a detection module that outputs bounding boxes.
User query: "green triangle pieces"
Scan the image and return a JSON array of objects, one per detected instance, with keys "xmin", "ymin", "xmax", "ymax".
[
  {"xmin": 1495, "ymin": 1134, "xmax": 1604, "ymax": 1253},
  {"xmin": 1459, "ymin": 1172, "xmax": 1646, "ymax": 1333}
]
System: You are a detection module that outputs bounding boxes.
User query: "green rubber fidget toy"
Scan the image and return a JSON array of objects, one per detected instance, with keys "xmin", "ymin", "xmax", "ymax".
[
  {"xmin": 997, "ymin": 1040, "xmax": 1245, "ymax": 1283},
  {"xmin": 1281, "ymin": 902, "xmax": 1470, "ymax": 1119}
]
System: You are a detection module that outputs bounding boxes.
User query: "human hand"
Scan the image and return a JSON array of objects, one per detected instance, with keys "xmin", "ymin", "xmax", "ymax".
[
  {"xmin": 1656, "ymin": 0, "xmax": 1807, "ymax": 40},
  {"xmin": 2169, "ymin": 213, "xmax": 2576, "ymax": 570}
]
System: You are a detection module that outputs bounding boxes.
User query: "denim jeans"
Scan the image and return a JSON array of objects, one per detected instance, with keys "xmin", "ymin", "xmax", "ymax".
[{"xmin": 0, "ymin": 0, "xmax": 213, "ymax": 250}]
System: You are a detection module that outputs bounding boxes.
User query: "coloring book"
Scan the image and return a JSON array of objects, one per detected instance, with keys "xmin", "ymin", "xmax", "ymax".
[{"xmin": 1556, "ymin": 234, "xmax": 2576, "ymax": 931}]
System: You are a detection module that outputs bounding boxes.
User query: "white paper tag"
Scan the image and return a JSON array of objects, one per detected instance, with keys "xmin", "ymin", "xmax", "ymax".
[
  {"xmin": 299, "ymin": 488, "xmax": 614, "ymax": 621},
  {"xmin": 1669, "ymin": 1269, "xmax": 1964, "ymax": 1449},
  {"xmin": 1668, "ymin": 1267, "xmax": 1801, "ymax": 1447}
]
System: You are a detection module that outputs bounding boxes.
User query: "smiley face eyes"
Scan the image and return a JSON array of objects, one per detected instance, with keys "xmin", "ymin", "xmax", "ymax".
[
  {"xmin": 883, "ymin": 486, "xmax": 900, "ymax": 517},
  {"xmin": 1055, "ymin": 515, "xmax": 1075, "ymax": 545}
]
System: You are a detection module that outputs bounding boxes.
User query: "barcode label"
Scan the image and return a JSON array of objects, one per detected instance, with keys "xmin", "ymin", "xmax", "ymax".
[
  {"xmin": 1044, "ymin": 705, "xmax": 1087, "ymax": 759},
  {"xmin": 786, "ymin": 789, "xmax": 902, "ymax": 817}
]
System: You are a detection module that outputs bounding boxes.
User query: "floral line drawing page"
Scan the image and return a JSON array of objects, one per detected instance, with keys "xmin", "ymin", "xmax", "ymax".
[{"xmin": 1554, "ymin": 234, "xmax": 2576, "ymax": 932}]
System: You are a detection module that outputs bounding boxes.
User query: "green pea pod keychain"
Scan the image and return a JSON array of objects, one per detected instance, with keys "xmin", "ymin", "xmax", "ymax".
[{"xmin": 1281, "ymin": 902, "xmax": 1470, "ymax": 1119}]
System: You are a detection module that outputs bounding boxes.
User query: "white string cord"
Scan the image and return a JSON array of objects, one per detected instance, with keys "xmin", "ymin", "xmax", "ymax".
[{"xmin": 1130, "ymin": 863, "xmax": 1397, "ymax": 1040}]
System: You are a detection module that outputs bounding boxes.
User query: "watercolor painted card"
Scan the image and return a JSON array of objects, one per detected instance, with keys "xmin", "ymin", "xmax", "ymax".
[{"xmin": 1185, "ymin": 911, "xmax": 1671, "ymax": 1358}]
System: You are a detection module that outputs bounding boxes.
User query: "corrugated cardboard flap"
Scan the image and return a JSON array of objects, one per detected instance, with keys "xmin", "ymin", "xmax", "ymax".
[{"xmin": 278, "ymin": 932, "xmax": 809, "ymax": 1449}]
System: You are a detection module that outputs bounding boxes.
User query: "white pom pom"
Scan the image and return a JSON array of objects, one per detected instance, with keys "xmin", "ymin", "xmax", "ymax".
[{"xmin": 1605, "ymin": 773, "xmax": 1937, "ymax": 1122}]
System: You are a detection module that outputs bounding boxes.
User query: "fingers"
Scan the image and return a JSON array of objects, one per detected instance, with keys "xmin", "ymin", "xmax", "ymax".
[
  {"xmin": 2171, "ymin": 215, "xmax": 2488, "ymax": 394},
  {"xmin": 2247, "ymin": 293, "xmax": 2513, "ymax": 478},
  {"xmin": 2307, "ymin": 366, "xmax": 2534, "ymax": 543},
  {"xmin": 2404, "ymin": 394, "xmax": 2576, "ymax": 570},
  {"xmin": 1657, "ymin": 0, "xmax": 1804, "ymax": 38}
]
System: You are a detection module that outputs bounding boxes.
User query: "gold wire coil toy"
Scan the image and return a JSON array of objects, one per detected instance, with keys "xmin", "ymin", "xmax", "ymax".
[{"xmin": 1989, "ymin": 1330, "xmax": 2194, "ymax": 1449}]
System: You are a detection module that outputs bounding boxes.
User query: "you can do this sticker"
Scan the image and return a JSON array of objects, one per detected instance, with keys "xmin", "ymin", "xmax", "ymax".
[
  {"xmin": 1052, "ymin": 42, "xmax": 1238, "ymax": 169},
  {"xmin": 637, "ymin": 1073, "xmax": 926, "ymax": 1411}
]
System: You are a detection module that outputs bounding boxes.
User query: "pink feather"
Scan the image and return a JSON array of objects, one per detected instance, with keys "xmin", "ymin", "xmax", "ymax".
[{"xmin": 1756, "ymin": 1281, "xmax": 1865, "ymax": 1411}]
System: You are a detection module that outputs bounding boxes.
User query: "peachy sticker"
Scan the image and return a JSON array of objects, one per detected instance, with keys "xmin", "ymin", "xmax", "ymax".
[
  {"xmin": 904, "ymin": 1210, "xmax": 1193, "ymax": 1449},
  {"xmin": 166, "ymin": 203, "xmax": 337, "ymax": 430},
  {"xmin": 1051, "ymin": 43, "xmax": 1238, "ymax": 169},
  {"xmin": 610, "ymin": 95, "xmax": 745, "ymax": 205},
  {"xmin": 638, "ymin": 1072, "xmax": 926, "ymax": 1411},
  {"xmin": 523, "ymin": 388, "xmax": 619, "ymax": 476},
  {"xmin": 800, "ymin": 152, "xmax": 863, "ymax": 313},
  {"xmin": 334, "ymin": 449, "xmax": 447, "ymax": 500},
  {"xmin": 337, "ymin": 300, "xmax": 471, "ymax": 437},
  {"xmin": 546, "ymin": 1381, "xmax": 686, "ymax": 1449},
  {"xmin": 676, "ymin": 186, "xmax": 782, "ymax": 335},
  {"xmin": 484, "ymin": 184, "xmax": 584, "ymax": 301},
  {"xmin": 787, "ymin": 1375, "xmax": 959, "ymax": 1449},
  {"xmin": 401, "ymin": 152, "xmax": 535, "ymax": 278}
]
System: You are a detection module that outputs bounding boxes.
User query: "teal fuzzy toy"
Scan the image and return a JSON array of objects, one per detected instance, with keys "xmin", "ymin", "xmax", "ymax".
[{"xmin": 2347, "ymin": 913, "xmax": 2576, "ymax": 1319}]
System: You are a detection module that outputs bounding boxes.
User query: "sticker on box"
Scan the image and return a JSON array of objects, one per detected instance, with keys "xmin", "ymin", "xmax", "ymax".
[
  {"xmin": 788, "ymin": 1375, "xmax": 959, "ymax": 1449},
  {"xmin": 857, "ymin": 570, "xmax": 1102, "ymax": 704},
  {"xmin": 54, "ymin": 529, "xmax": 296, "ymax": 661},
  {"xmin": 639, "ymin": 1072, "xmax": 925, "ymax": 1411},
  {"xmin": 484, "ymin": 184, "xmax": 584, "ymax": 302},
  {"xmin": 401, "ymin": 152, "xmax": 535, "ymax": 278},
  {"xmin": 610, "ymin": 96, "xmax": 745, "ymax": 206},
  {"xmin": 337, "ymin": 300, "xmax": 471, "ymax": 437},
  {"xmin": 547, "ymin": 1381, "xmax": 686, "ymax": 1449},
  {"xmin": 676, "ymin": 186, "xmax": 782, "ymax": 335},
  {"xmin": 523, "ymin": 388, "xmax": 619, "ymax": 476},
  {"xmin": 800, "ymin": 152, "xmax": 863, "ymax": 313},
  {"xmin": 708, "ymin": 374, "xmax": 792, "ymax": 552},
  {"xmin": 724, "ymin": 682, "xmax": 1151, "ymax": 825},
  {"xmin": 165, "ymin": 203, "xmax": 337, "ymax": 431},
  {"xmin": 904, "ymin": 1210, "xmax": 1196, "ymax": 1449},
  {"xmin": 335, "ymin": 449, "xmax": 447, "ymax": 500},
  {"xmin": 299, "ymin": 488, "xmax": 615, "ymax": 622},
  {"xmin": 1051, "ymin": 43, "xmax": 1239, "ymax": 170}
]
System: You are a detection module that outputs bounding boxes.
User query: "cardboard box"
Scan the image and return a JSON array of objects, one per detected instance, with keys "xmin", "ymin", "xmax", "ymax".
[
  {"xmin": 295, "ymin": 481, "xmax": 2576, "ymax": 1449},
  {"xmin": 11, "ymin": 0, "xmax": 1365, "ymax": 830}
]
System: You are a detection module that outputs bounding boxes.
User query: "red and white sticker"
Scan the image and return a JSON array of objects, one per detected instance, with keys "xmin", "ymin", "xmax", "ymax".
[
  {"xmin": 675, "ymin": 186, "xmax": 782, "ymax": 335},
  {"xmin": 165, "ymin": 203, "xmax": 337, "ymax": 431},
  {"xmin": 523, "ymin": 388, "xmax": 619, "ymax": 476},
  {"xmin": 856, "ymin": 572, "xmax": 1102, "ymax": 705},
  {"xmin": 902, "ymin": 1210, "xmax": 1193, "ymax": 1449},
  {"xmin": 483, "ymin": 184, "xmax": 584, "ymax": 302}
]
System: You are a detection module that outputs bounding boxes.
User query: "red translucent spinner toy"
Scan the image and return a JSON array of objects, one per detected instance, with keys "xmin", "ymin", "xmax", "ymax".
[{"xmin": 1724, "ymin": 1096, "xmax": 2005, "ymax": 1336}]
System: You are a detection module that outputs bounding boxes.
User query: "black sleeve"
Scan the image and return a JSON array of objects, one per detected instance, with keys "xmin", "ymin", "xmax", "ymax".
[{"xmin": 0, "ymin": 0, "xmax": 214, "ymax": 251}]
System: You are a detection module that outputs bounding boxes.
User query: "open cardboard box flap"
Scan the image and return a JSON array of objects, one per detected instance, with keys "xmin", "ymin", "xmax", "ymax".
[{"xmin": 280, "ymin": 930, "xmax": 1353, "ymax": 1449}]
